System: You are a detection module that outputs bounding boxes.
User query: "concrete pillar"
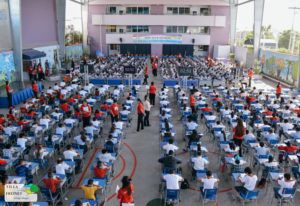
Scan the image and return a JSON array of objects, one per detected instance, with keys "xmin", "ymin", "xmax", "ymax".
[
  {"xmin": 56, "ymin": 0, "xmax": 66, "ymax": 67},
  {"xmin": 229, "ymin": 0, "xmax": 238, "ymax": 49},
  {"xmin": 82, "ymin": 1, "xmax": 88, "ymax": 54},
  {"xmin": 8, "ymin": 0, "xmax": 23, "ymax": 83},
  {"xmin": 253, "ymin": 0, "xmax": 265, "ymax": 61}
]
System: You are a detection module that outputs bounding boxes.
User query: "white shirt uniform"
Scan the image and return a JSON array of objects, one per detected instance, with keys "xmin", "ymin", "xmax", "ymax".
[
  {"xmin": 191, "ymin": 156, "xmax": 209, "ymax": 170},
  {"xmin": 163, "ymin": 174, "xmax": 184, "ymax": 190},
  {"xmin": 63, "ymin": 150, "xmax": 78, "ymax": 161},
  {"xmin": 240, "ymin": 174, "xmax": 258, "ymax": 191},
  {"xmin": 55, "ymin": 162, "xmax": 70, "ymax": 175},
  {"xmin": 162, "ymin": 143, "xmax": 178, "ymax": 154},
  {"xmin": 202, "ymin": 178, "xmax": 218, "ymax": 190}
]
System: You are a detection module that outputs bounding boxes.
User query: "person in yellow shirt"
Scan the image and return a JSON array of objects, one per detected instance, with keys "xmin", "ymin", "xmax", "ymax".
[
  {"xmin": 0, "ymin": 175, "xmax": 8, "ymax": 200},
  {"xmin": 81, "ymin": 179, "xmax": 101, "ymax": 201}
]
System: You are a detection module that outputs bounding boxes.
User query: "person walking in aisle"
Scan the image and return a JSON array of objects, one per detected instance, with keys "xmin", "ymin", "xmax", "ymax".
[
  {"xmin": 248, "ymin": 68, "xmax": 254, "ymax": 87},
  {"xmin": 144, "ymin": 95, "xmax": 151, "ymax": 127},
  {"xmin": 5, "ymin": 81, "xmax": 13, "ymax": 108},
  {"xmin": 110, "ymin": 99, "xmax": 119, "ymax": 124},
  {"xmin": 137, "ymin": 98, "xmax": 145, "ymax": 132},
  {"xmin": 143, "ymin": 65, "xmax": 149, "ymax": 85},
  {"xmin": 149, "ymin": 82, "xmax": 157, "ymax": 106}
]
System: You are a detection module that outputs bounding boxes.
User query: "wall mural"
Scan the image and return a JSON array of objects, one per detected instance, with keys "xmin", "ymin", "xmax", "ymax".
[
  {"xmin": 0, "ymin": 50, "xmax": 15, "ymax": 84},
  {"xmin": 260, "ymin": 49, "xmax": 300, "ymax": 86}
]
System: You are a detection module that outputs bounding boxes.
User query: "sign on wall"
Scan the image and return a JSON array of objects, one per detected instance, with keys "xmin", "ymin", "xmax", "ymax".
[
  {"xmin": 260, "ymin": 49, "xmax": 300, "ymax": 87},
  {"xmin": 132, "ymin": 34, "xmax": 182, "ymax": 44},
  {"xmin": 0, "ymin": 50, "xmax": 15, "ymax": 83},
  {"xmin": 177, "ymin": 66, "xmax": 193, "ymax": 76}
]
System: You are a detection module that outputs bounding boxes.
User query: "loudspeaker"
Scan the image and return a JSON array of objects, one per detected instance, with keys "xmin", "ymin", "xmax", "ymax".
[
  {"xmin": 192, "ymin": 38, "xmax": 195, "ymax": 44},
  {"xmin": 119, "ymin": 38, "xmax": 123, "ymax": 43}
]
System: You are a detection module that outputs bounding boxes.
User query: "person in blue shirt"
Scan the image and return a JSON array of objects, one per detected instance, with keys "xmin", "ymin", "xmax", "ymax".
[{"xmin": 15, "ymin": 159, "xmax": 33, "ymax": 183}]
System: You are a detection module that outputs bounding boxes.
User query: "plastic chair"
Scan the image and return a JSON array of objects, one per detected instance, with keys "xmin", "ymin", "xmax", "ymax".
[
  {"xmin": 272, "ymin": 187, "xmax": 296, "ymax": 206},
  {"xmin": 238, "ymin": 190, "xmax": 259, "ymax": 206},
  {"xmin": 200, "ymin": 188, "xmax": 218, "ymax": 206},
  {"xmin": 164, "ymin": 189, "xmax": 180, "ymax": 206},
  {"xmin": 40, "ymin": 187, "xmax": 60, "ymax": 206}
]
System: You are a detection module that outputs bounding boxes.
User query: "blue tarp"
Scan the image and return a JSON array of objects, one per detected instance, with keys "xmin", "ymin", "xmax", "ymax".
[{"xmin": 23, "ymin": 49, "xmax": 46, "ymax": 60}]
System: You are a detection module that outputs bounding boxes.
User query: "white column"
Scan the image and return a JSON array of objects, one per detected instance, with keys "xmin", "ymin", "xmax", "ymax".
[
  {"xmin": 8, "ymin": 0, "xmax": 23, "ymax": 83},
  {"xmin": 253, "ymin": 0, "xmax": 265, "ymax": 60},
  {"xmin": 81, "ymin": 1, "xmax": 89, "ymax": 54},
  {"xmin": 56, "ymin": 0, "xmax": 66, "ymax": 67},
  {"xmin": 230, "ymin": 0, "xmax": 238, "ymax": 49}
]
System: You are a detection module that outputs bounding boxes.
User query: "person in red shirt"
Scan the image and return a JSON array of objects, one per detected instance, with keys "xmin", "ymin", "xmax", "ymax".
[
  {"xmin": 7, "ymin": 111, "xmax": 16, "ymax": 122},
  {"xmin": 94, "ymin": 161, "xmax": 109, "ymax": 179},
  {"xmin": 0, "ymin": 114, "xmax": 6, "ymax": 125},
  {"xmin": 201, "ymin": 104, "xmax": 212, "ymax": 112},
  {"xmin": 152, "ymin": 62, "xmax": 158, "ymax": 77},
  {"xmin": 137, "ymin": 98, "xmax": 145, "ymax": 132},
  {"xmin": 117, "ymin": 176, "xmax": 134, "ymax": 206},
  {"xmin": 100, "ymin": 103, "xmax": 110, "ymax": 112},
  {"xmin": 68, "ymin": 96, "xmax": 76, "ymax": 104},
  {"xmin": 32, "ymin": 81, "xmax": 39, "ymax": 99},
  {"xmin": 149, "ymin": 82, "xmax": 157, "ymax": 106},
  {"xmin": 276, "ymin": 82, "xmax": 282, "ymax": 99},
  {"xmin": 110, "ymin": 100, "xmax": 119, "ymax": 124},
  {"xmin": 28, "ymin": 66, "xmax": 33, "ymax": 81},
  {"xmin": 248, "ymin": 68, "xmax": 254, "ymax": 87},
  {"xmin": 43, "ymin": 171, "xmax": 61, "ymax": 195},
  {"xmin": 27, "ymin": 109, "xmax": 37, "ymax": 117},
  {"xmin": 262, "ymin": 108, "xmax": 273, "ymax": 116},
  {"xmin": 32, "ymin": 67, "xmax": 37, "ymax": 81},
  {"xmin": 233, "ymin": 118, "xmax": 246, "ymax": 157},
  {"xmin": 61, "ymin": 101, "xmax": 71, "ymax": 116},
  {"xmin": 5, "ymin": 81, "xmax": 13, "ymax": 108},
  {"xmin": 37, "ymin": 64, "xmax": 44, "ymax": 81},
  {"xmin": 18, "ymin": 117, "xmax": 29, "ymax": 126},
  {"xmin": 189, "ymin": 94, "xmax": 196, "ymax": 113},
  {"xmin": 143, "ymin": 65, "xmax": 149, "ymax": 85},
  {"xmin": 74, "ymin": 108, "xmax": 81, "ymax": 119},
  {"xmin": 80, "ymin": 101, "xmax": 92, "ymax": 128},
  {"xmin": 74, "ymin": 92, "xmax": 82, "ymax": 100},
  {"xmin": 94, "ymin": 109, "xmax": 104, "ymax": 119},
  {"xmin": 278, "ymin": 141, "xmax": 298, "ymax": 154}
]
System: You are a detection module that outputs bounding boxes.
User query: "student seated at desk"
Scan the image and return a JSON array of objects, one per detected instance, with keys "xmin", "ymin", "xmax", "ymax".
[
  {"xmin": 158, "ymin": 150, "xmax": 181, "ymax": 173},
  {"xmin": 40, "ymin": 114, "xmax": 52, "ymax": 129},
  {"xmin": 3, "ymin": 144, "xmax": 13, "ymax": 159},
  {"xmin": 94, "ymin": 161, "xmax": 109, "ymax": 179},
  {"xmin": 264, "ymin": 129, "xmax": 279, "ymax": 142},
  {"xmin": 235, "ymin": 167, "xmax": 258, "ymax": 196},
  {"xmin": 262, "ymin": 156, "xmax": 279, "ymax": 178},
  {"xmin": 280, "ymin": 119, "xmax": 294, "ymax": 134},
  {"xmin": 117, "ymin": 176, "xmax": 134, "ymax": 206},
  {"xmin": 186, "ymin": 118, "xmax": 198, "ymax": 131},
  {"xmin": 163, "ymin": 169, "xmax": 184, "ymax": 190},
  {"xmin": 274, "ymin": 173, "xmax": 296, "ymax": 199},
  {"xmin": 74, "ymin": 134, "xmax": 89, "ymax": 154},
  {"xmin": 17, "ymin": 133, "xmax": 29, "ymax": 150},
  {"xmin": 43, "ymin": 171, "xmax": 62, "ymax": 195},
  {"xmin": 106, "ymin": 134, "xmax": 118, "ymax": 145},
  {"xmin": 162, "ymin": 138, "xmax": 178, "ymax": 154},
  {"xmin": 160, "ymin": 111, "xmax": 171, "ymax": 121},
  {"xmin": 244, "ymin": 130, "xmax": 255, "ymax": 142},
  {"xmin": 292, "ymin": 127, "xmax": 300, "ymax": 139},
  {"xmin": 56, "ymin": 123, "xmax": 67, "ymax": 137},
  {"xmin": 188, "ymin": 130, "xmax": 201, "ymax": 148},
  {"xmin": 97, "ymin": 149, "xmax": 116, "ymax": 163},
  {"xmin": 81, "ymin": 179, "xmax": 101, "ymax": 201},
  {"xmin": 34, "ymin": 143, "xmax": 45, "ymax": 160},
  {"xmin": 94, "ymin": 110, "xmax": 104, "ymax": 119},
  {"xmin": 231, "ymin": 158, "xmax": 244, "ymax": 173},
  {"xmin": 255, "ymin": 142, "xmax": 270, "ymax": 157},
  {"xmin": 15, "ymin": 159, "xmax": 33, "ymax": 183},
  {"xmin": 199, "ymin": 170, "xmax": 219, "ymax": 193},
  {"xmin": 191, "ymin": 151, "xmax": 209, "ymax": 177},
  {"xmin": 278, "ymin": 141, "xmax": 298, "ymax": 154},
  {"xmin": 55, "ymin": 158, "xmax": 70, "ymax": 176}
]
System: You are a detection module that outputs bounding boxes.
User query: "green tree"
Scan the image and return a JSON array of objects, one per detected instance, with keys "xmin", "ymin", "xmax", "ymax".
[
  {"xmin": 261, "ymin": 25, "xmax": 274, "ymax": 39},
  {"xmin": 243, "ymin": 31, "xmax": 253, "ymax": 45},
  {"xmin": 278, "ymin": 30, "xmax": 300, "ymax": 53}
]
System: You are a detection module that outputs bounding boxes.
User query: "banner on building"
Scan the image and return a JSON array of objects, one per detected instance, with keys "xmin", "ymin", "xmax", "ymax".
[
  {"xmin": 259, "ymin": 49, "xmax": 300, "ymax": 87},
  {"xmin": 0, "ymin": 50, "xmax": 15, "ymax": 83},
  {"xmin": 132, "ymin": 34, "xmax": 182, "ymax": 44}
]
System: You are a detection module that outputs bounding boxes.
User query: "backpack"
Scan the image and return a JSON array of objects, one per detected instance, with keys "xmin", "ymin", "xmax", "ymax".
[{"xmin": 180, "ymin": 178, "xmax": 190, "ymax": 189}]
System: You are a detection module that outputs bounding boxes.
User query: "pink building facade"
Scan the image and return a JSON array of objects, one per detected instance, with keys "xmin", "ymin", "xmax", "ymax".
[{"xmin": 87, "ymin": 0, "xmax": 230, "ymax": 57}]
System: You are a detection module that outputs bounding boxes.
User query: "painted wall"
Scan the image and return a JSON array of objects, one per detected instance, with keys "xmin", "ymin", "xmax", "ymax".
[
  {"xmin": 21, "ymin": 0, "xmax": 58, "ymax": 48},
  {"xmin": 0, "ymin": 0, "xmax": 12, "ymax": 51},
  {"xmin": 151, "ymin": 5, "xmax": 164, "ymax": 15},
  {"xmin": 209, "ymin": 6, "xmax": 230, "ymax": 56},
  {"xmin": 88, "ymin": 5, "xmax": 107, "ymax": 55}
]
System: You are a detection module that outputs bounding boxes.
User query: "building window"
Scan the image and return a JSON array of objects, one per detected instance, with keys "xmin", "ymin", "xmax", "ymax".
[
  {"xmin": 126, "ymin": 7, "xmax": 149, "ymax": 14},
  {"xmin": 167, "ymin": 7, "xmax": 190, "ymax": 15},
  {"xmin": 179, "ymin": 7, "xmax": 190, "ymax": 15},
  {"xmin": 127, "ymin": 25, "xmax": 149, "ymax": 33},
  {"xmin": 108, "ymin": 6, "xmax": 117, "ymax": 14},
  {"xmin": 106, "ymin": 25, "xmax": 117, "ymax": 33},
  {"xmin": 200, "ymin": 8, "xmax": 211, "ymax": 16},
  {"xmin": 197, "ymin": 45, "xmax": 209, "ymax": 51},
  {"xmin": 166, "ymin": 26, "xmax": 178, "ymax": 33},
  {"xmin": 178, "ymin": 26, "xmax": 187, "ymax": 33},
  {"xmin": 110, "ymin": 44, "xmax": 118, "ymax": 50}
]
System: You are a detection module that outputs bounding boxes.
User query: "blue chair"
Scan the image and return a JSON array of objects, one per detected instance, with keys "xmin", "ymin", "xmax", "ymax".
[
  {"xmin": 164, "ymin": 189, "xmax": 180, "ymax": 206},
  {"xmin": 40, "ymin": 187, "xmax": 60, "ymax": 206},
  {"xmin": 272, "ymin": 187, "xmax": 296, "ymax": 206},
  {"xmin": 120, "ymin": 114, "xmax": 128, "ymax": 122},
  {"xmin": 200, "ymin": 188, "xmax": 218, "ymax": 206},
  {"xmin": 238, "ymin": 190, "xmax": 259, "ymax": 206}
]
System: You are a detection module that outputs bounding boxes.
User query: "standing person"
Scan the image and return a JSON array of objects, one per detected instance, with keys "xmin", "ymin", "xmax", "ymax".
[
  {"xmin": 137, "ymin": 98, "xmax": 145, "ymax": 132},
  {"xmin": 80, "ymin": 101, "xmax": 92, "ymax": 128},
  {"xmin": 143, "ymin": 65, "xmax": 149, "ymax": 85},
  {"xmin": 27, "ymin": 65, "xmax": 33, "ymax": 81},
  {"xmin": 37, "ymin": 63, "xmax": 44, "ymax": 81},
  {"xmin": 117, "ymin": 176, "xmax": 134, "ymax": 206},
  {"xmin": 276, "ymin": 82, "xmax": 282, "ymax": 99},
  {"xmin": 189, "ymin": 93, "xmax": 196, "ymax": 114},
  {"xmin": 5, "ymin": 81, "xmax": 13, "ymax": 108},
  {"xmin": 233, "ymin": 118, "xmax": 246, "ymax": 157},
  {"xmin": 45, "ymin": 60, "xmax": 50, "ymax": 77},
  {"xmin": 152, "ymin": 60, "xmax": 158, "ymax": 77},
  {"xmin": 144, "ymin": 95, "xmax": 151, "ymax": 127},
  {"xmin": 248, "ymin": 68, "xmax": 254, "ymax": 87},
  {"xmin": 32, "ymin": 81, "xmax": 39, "ymax": 99},
  {"xmin": 110, "ymin": 100, "xmax": 119, "ymax": 124},
  {"xmin": 149, "ymin": 82, "xmax": 157, "ymax": 106}
]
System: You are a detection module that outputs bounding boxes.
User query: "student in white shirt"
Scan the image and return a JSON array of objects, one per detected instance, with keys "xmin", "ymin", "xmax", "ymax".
[
  {"xmin": 264, "ymin": 129, "xmax": 279, "ymax": 142},
  {"xmin": 191, "ymin": 151, "xmax": 209, "ymax": 177},
  {"xmin": 255, "ymin": 142, "xmax": 269, "ymax": 157},
  {"xmin": 244, "ymin": 130, "xmax": 256, "ymax": 142},
  {"xmin": 275, "ymin": 173, "xmax": 296, "ymax": 198},
  {"xmin": 55, "ymin": 123, "xmax": 67, "ymax": 136},
  {"xmin": 163, "ymin": 170, "xmax": 184, "ymax": 190},
  {"xmin": 281, "ymin": 119, "xmax": 294, "ymax": 133},
  {"xmin": 200, "ymin": 170, "xmax": 219, "ymax": 192},
  {"xmin": 235, "ymin": 167, "xmax": 258, "ymax": 195},
  {"xmin": 17, "ymin": 133, "xmax": 28, "ymax": 149},
  {"xmin": 55, "ymin": 158, "xmax": 70, "ymax": 175},
  {"xmin": 186, "ymin": 118, "xmax": 198, "ymax": 131},
  {"xmin": 162, "ymin": 139, "xmax": 178, "ymax": 154},
  {"xmin": 97, "ymin": 149, "xmax": 116, "ymax": 163},
  {"xmin": 63, "ymin": 145, "xmax": 80, "ymax": 161}
]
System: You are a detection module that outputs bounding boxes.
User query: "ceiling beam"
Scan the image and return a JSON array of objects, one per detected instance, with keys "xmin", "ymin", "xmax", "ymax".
[{"xmin": 235, "ymin": 0, "xmax": 254, "ymax": 7}]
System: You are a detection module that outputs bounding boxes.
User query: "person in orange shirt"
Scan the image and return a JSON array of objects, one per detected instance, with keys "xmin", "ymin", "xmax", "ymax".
[
  {"xmin": 276, "ymin": 82, "xmax": 282, "ymax": 99},
  {"xmin": 80, "ymin": 101, "xmax": 91, "ymax": 128},
  {"xmin": 42, "ymin": 171, "xmax": 61, "ymax": 195},
  {"xmin": 248, "ymin": 68, "xmax": 254, "ymax": 87},
  {"xmin": 137, "ymin": 98, "xmax": 145, "ymax": 132},
  {"xmin": 189, "ymin": 93, "xmax": 196, "ymax": 113},
  {"xmin": 32, "ymin": 81, "xmax": 39, "ymax": 99},
  {"xmin": 110, "ymin": 100, "xmax": 119, "ymax": 124},
  {"xmin": 117, "ymin": 176, "xmax": 134, "ymax": 206},
  {"xmin": 5, "ymin": 81, "xmax": 13, "ymax": 108},
  {"xmin": 143, "ymin": 65, "xmax": 149, "ymax": 85},
  {"xmin": 149, "ymin": 82, "xmax": 157, "ymax": 106},
  {"xmin": 94, "ymin": 161, "xmax": 109, "ymax": 179}
]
